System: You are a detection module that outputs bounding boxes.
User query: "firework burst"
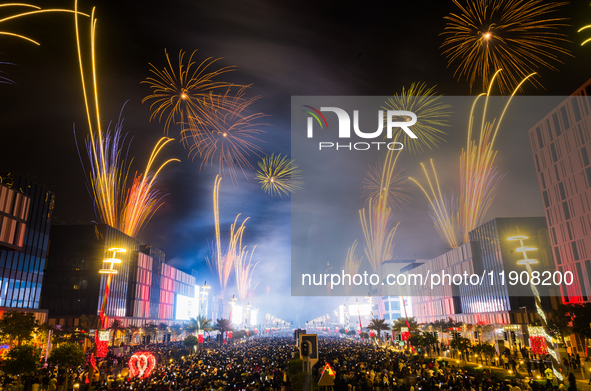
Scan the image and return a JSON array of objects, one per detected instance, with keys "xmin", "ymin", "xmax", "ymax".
[
  {"xmin": 186, "ymin": 86, "xmax": 267, "ymax": 181},
  {"xmin": 382, "ymin": 82, "xmax": 451, "ymax": 153},
  {"xmin": 362, "ymin": 159, "xmax": 411, "ymax": 211},
  {"xmin": 255, "ymin": 153, "xmax": 302, "ymax": 197},
  {"xmin": 143, "ymin": 49, "xmax": 237, "ymax": 137},
  {"xmin": 441, "ymin": 0, "xmax": 570, "ymax": 93}
]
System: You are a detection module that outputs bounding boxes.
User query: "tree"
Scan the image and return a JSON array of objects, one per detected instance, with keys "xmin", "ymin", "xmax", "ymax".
[
  {"xmin": 184, "ymin": 316, "xmax": 213, "ymax": 335},
  {"xmin": 473, "ymin": 342, "xmax": 495, "ymax": 366},
  {"xmin": 347, "ymin": 330, "xmax": 356, "ymax": 336},
  {"xmin": 339, "ymin": 328, "xmax": 346, "ymax": 334},
  {"xmin": 366, "ymin": 318, "xmax": 390, "ymax": 344},
  {"xmin": 170, "ymin": 324, "xmax": 183, "ymax": 341},
  {"xmin": 450, "ymin": 337, "xmax": 471, "ymax": 362},
  {"xmin": 79, "ymin": 314, "xmax": 100, "ymax": 352},
  {"xmin": 213, "ymin": 318, "xmax": 233, "ymax": 344},
  {"xmin": 1, "ymin": 345, "xmax": 41, "ymax": 376},
  {"xmin": 109, "ymin": 319, "xmax": 125, "ymax": 346},
  {"xmin": 184, "ymin": 335, "xmax": 198, "ymax": 353},
  {"xmin": 359, "ymin": 331, "xmax": 370, "ymax": 340},
  {"xmin": 125, "ymin": 325, "xmax": 140, "ymax": 344},
  {"xmin": 0, "ymin": 311, "xmax": 40, "ymax": 346},
  {"xmin": 391, "ymin": 317, "xmax": 419, "ymax": 333},
  {"xmin": 49, "ymin": 342, "xmax": 85, "ymax": 391}
]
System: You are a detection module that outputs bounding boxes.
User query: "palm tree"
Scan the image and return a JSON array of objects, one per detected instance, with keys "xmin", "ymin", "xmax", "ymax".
[
  {"xmin": 214, "ymin": 318, "xmax": 234, "ymax": 344},
  {"xmin": 366, "ymin": 318, "xmax": 390, "ymax": 344},
  {"xmin": 185, "ymin": 316, "xmax": 213, "ymax": 336},
  {"xmin": 391, "ymin": 317, "xmax": 418, "ymax": 333},
  {"xmin": 158, "ymin": 323, "xmax": 169, "ymax": 343},
  {"xmin": 170, "ymin": 324, "xmax": 183, "ymax": 341},
  {"xmin": 108, "ymin": 319, "xmax": 125, "ymax": 346}
]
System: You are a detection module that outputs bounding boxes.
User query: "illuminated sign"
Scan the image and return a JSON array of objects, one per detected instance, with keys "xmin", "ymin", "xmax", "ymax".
[
  {"xmin": 175, "ymin": 294, "xmax": 195, "ymax": 321},
  {"xmin": 128, "ymin": 351, "xmax": 156, "ymax": 379}
]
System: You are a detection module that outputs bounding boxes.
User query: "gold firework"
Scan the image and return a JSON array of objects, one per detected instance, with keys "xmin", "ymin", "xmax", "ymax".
[
  {"xmin": 255, "ymin": 153, "xmax": 302, "ymax": 197},
  {"xmin": 206, "ymin": 175, "xmax": 253, "ymax": 298},
  {"xmin": 75, "ymin": 3, "xmax": 177, "ymax": 238},
  {"xmin": 186, "ymin": 86, "xmax": 267, "ymax": 181},
  {"xmin": 441, "ymin": 0, "xmax": 570, "ymax": 93},
  {"xmin": 359, "ymin": 149, "xmax": 401, "ymax": 274},
  {"xmin": 0, "ymin": 3, "xmax": 89, "ymax": 45},
  {"xmin": 362, "ymin": 160, "xmax": 411, "ymax": 211},
  {"xmin": 235, "ymin": 246, "xmax": 258, "ymax": 301},
  {"xmin": 142, "ymin": 49, "xmax": 237, "ymax": 137},
  {"xmin": 343, "ymin": 240, "xmax": 363, "ymax": 294},
  {"xmin": 410, "ymin": 71, "xmax": 536, "ymax": 248},
  {"xmin": 382, "ymin": 82, "xmax": 451, "ymax": 153}
]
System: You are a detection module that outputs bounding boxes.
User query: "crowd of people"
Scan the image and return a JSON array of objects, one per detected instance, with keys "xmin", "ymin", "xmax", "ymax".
[{"xmin": 0, "ymin": 333, "xmax": 584, "ymax": 391}]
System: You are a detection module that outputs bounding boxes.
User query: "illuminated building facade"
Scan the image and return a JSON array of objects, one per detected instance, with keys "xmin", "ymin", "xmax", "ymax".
[
  {"xmin": 42, "ymin": 224, "xmax": 194, "ymax": 326},
  {"xmin": 0, "ymin": 173, "xmax": 54, "ymax": 323},
  {"xmin": 409, "ymin": 217, "xmax": 555, "ymax": 326},
  {"xmin": 529, "ymin": 80, "xmax": 591, "ymax": 304}
]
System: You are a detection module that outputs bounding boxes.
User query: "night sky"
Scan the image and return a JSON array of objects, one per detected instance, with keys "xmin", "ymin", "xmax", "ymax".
[{"xmin": 2, "ymin": 0, "xmax": 591, "ymax": 324}]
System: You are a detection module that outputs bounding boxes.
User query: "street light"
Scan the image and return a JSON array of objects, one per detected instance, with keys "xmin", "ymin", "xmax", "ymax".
[{"xmin": 508, "ymin": 235, "xmax": 562, "ymax": 381}]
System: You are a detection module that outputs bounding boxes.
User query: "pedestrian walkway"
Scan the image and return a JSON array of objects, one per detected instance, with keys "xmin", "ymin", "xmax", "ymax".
[{"xmin": 436, "ymin": 355, "xmax": 591, "ymax": 390}]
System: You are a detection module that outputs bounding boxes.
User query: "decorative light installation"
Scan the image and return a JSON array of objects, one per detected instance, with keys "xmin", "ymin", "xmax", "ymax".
[
  {"xmin": 509, "ymin": 235, "xmax": 561, "ymax": 381},
  {"xmin": 128, "ymin": 352, "xmax": 157, "ymax": 379}
]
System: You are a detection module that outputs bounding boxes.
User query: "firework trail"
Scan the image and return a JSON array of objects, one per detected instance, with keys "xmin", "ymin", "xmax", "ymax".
[
  {"xmin": 343, "ymin": 240, "xmax": 363, "ymax": 294},
  {"xmin": 185, "ymin": 86, "xmax": 267, "ymax": 181},
  {"xmin": 0, "ymin": 3, "xmax": 88, "ymax": 45},
  {"xmin": 578, "ymin": 6, "xmax": 591, "ymax": 46},
  {"xmin": 120, "ymin": 137, "xmax": 179, "ymax": 238},
  {"xmin": 359, "ymin": 149, "xmax": 402, "ymax": 274},
  {"xmin": 382, "ymin": 82, "xmax": 451, "ymax": 153},
  {"xmin": 255, "ymin": 153, "xmax": 302, "ymax": 197},
  {"xmin": 74, "ymin": 3, "xmax": 177, "ymax": 238},
  {"xmin": 410, "ymin": 71, "xmax": 536, "ymax": 247},
  {"xmin": 409, "ymin": 160, "xmax": 461, "ymax": 249},
  {"xmin": 235, "ymin": 245, "xmax": 258, "ymax": 301},
  {"xmin": 206, "ymin": 175, "xmax": 252, "ymax": 299},
  {"xmin": 441, "ymin": 0, "xmax": 569, "ymax": 93}
]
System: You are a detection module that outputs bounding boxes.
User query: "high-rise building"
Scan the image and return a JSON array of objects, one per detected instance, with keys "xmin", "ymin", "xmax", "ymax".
[
  {"xmin": 42, "ymin": 224, "xmax": 195, "ymax": 327},
  {"xmin": 529, "ymin": 80, "xmax": 591, "ymax": 303},
  {"xmin": 408, "ymin": 217, "xmax": 555, "ymax": 326},
  {"xmin": 0, "ymin": 173, "xmax": 54, "ymax": 322}
]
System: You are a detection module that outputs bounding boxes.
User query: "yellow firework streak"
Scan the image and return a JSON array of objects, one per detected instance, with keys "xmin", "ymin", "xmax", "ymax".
[
  {"xmin": 343, "ymin": 240, "xmax": 363, "ymax": 294},
  {"xmin": 359, "ymin": 149, "xmax": 402, "ymax": 274},
  {"xmin": 441, "ymin": 0, "xmax": 569, "ymax": 93},
  {"xmin": 206, "ymin": 175, "xmax": 254, "ymax": 299},
  {"xmin": 75, "ymin": 1, "xmax": 177, "ymax": 237},
  {"xmin": 235, "ymin": 245, "xmax": 258, "ymax": 301},
  {"xmin": 255, "ymin": 153, "xmax": 302, "ymax": 197},
  {"xmin": 0, "ymin": 3, "xmax": 89, "ymax": 45},
  {"xmin": 410, "ymin": 71, "xmax": 537, "ymax": 248},
  {"xmin": 382, "ymin": 82, "xmax": 452, "ymax": 154}
]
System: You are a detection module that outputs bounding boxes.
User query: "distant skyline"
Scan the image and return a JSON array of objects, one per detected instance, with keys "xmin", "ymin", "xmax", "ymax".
[{"xmin": 1, "ymin": 0, "xmax": 591, "ymax": 321}]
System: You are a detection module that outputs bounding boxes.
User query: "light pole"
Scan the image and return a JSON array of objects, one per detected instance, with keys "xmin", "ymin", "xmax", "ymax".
[
  {"xmin": 93, "ymin": 246, "xmax": 125, "ymax": 377},
  {"xmin": 199, "ymin": 281, "xmax": 211, "ymax": 318},
  {"xmin": 508, "ymin": 235, "xmax": 562, "ymax": 382}
]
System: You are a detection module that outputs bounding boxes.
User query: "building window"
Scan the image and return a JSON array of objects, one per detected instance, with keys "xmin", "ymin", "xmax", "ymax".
[
  {"xmin": 558, "ymin": 182, "xmax": 566, "ymax": 200},
  {"xmin": 572, "ymin": 242, "xmax": 580, "ymax": 261},
  {"xmin": 554, "ymin": 247, "xmax": 561, "ymax": 264},
  {"xmin": 550, "ymin": 143, "xmax": 558, "ymax": 163},
  {"xmin": 563, "ymin": 201, "xmax": 570, "ymax": 220},
  {"xmin": 582, "ymin": 147, "xmax": 590, "ymax": 167},
  {"xmin": 536, "ymin": 127, "xmax": 544, "ymax": 149},
  {"xmin": 552, "ymin": 113, "xmax": 562, "ymax": 137},
  {"xmin": 560, "ymin": 106, "xmax": 570, "ymax": 130},
  {"xmin": 543, "ymin": 191, "xmax": 550, "ymax": 208},
  {"xmin": 572, "ymin": 98, "xmax": 582, "ymax": 123},
  {"xmin": 540, "ymin": 172, "xmax": 546, "ymax": 189}
]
